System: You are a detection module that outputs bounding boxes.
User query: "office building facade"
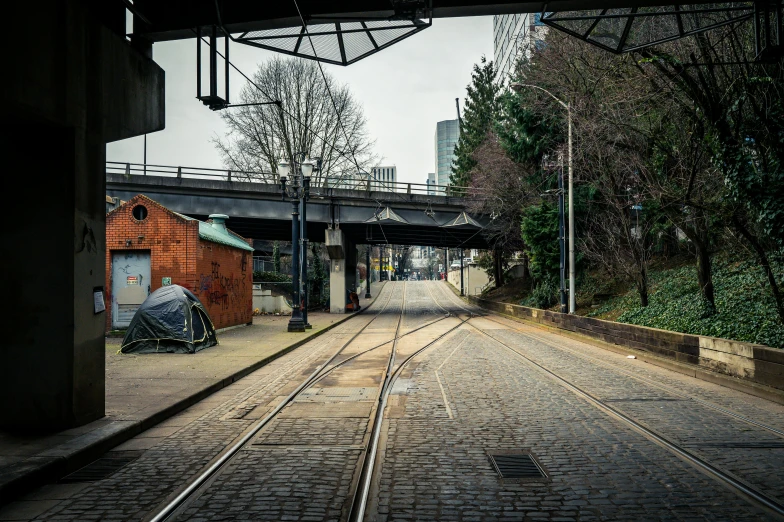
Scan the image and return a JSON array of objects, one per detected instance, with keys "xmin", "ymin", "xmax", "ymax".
[
  {"xmin": 426, "ymin": 172, "xmax": 436, "ymax": 195},
  {"xmin": 371, "ymin": 166, "xmax": 397, "ymax": 191},
  {"xmin": 435, "ymin": 119, "xmax": 460, "ymax": 189},
  {"xmin": 493, "ymin": 13, "xmax": 547, "ymax": 82}
]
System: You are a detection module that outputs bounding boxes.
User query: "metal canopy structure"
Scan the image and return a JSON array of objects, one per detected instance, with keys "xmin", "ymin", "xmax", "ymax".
[
  {"xmin": 442, "ymin": 211, "xmax": 482, "ymax": 228},
  {"xmin": 541, "ymin": 3, "xmax": 757, "ymax": 53},
  {"xmin": 235, "ymin": 19, "xmax": 431, "ymax": 66},
  {"xmin": 366, "ymin": 207, "xmax": 409, "ymax": 224}
]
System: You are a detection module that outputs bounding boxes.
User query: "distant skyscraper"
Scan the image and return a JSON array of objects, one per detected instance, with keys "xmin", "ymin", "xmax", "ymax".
[
  {"xmin": 493, "ymin": 13, "xmax": 547, "ymax": 82},
  {"xmin": 371, "ymin": 166, "xmax": 397, "ymax": 191},
  {"xmin": 435, "ymin": 119, "xmax": 460, "ymax": 189},
  {"xmin": 426, "ymin": 172, "xmax": 436, "ymax": 195}
]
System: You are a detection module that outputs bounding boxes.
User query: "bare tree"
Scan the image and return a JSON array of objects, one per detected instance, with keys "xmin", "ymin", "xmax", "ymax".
[{"xmin": 214, "ymin": 56, "xmax": 377, "ymax": 186}]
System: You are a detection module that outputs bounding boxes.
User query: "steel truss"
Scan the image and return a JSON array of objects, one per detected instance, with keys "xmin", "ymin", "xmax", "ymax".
[{"xmin": 541, "ymin": 1, "xmax": 782, "ymax": 61}]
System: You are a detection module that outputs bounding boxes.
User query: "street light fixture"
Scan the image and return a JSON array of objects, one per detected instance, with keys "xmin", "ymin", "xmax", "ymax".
[
  {"xmin": 510, "ymin": 81, "xmax": 576, "ymax": 314},
  {"xmin": 278, "ymin": 155, "xmax": 314, "ymax": 332}
]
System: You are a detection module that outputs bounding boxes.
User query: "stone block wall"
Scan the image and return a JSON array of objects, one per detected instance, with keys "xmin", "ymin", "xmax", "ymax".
[{"xmin": 469, "ymin": 296, "xmax": 784, "ymax": 391}]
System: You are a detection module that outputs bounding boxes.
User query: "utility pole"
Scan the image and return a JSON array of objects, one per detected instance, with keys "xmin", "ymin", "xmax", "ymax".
[
  {"xmin": 558, "ymin": 158, "xmax": 567, "ymax": 313},
  {"xmin": 568, "ymin": 103, "xmax": 575, "ymax": 314}
]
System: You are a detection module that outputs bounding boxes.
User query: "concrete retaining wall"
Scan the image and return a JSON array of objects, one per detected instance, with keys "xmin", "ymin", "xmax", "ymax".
[
  {"xmin": 253, "ymin": 285, "xmax": 294, "ymax": 314},
  {"xmin": 447, "ymin": 264, "xmax": 491, "ymax": 296},
  {"xmin": 469, "ymin": 296, "xmax": 784, "ymax": 391}
]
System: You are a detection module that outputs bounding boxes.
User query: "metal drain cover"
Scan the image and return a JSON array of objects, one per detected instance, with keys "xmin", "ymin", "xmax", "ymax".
[
  {"xmin": 489, "ymin": 453, "xmax": 546, "ymax": 479},
  {"xmin": 59, "ymin": 457, "xmax": 137, "ymax": 483}
]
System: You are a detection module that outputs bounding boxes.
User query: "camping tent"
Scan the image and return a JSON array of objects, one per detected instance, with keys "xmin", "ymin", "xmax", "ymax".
[{"xmin": 120, "ymin": 285, "xmax": 218, "ymax": 354}]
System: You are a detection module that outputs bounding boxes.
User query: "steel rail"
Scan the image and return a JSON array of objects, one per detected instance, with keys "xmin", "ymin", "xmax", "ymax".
[
  {"xmin": 480, "ymin": 314, "xmax": 784, "ymax": 439},
  {"xmin": 349, "ymin": 291, "xmax": 470, "ymax": 522},
  {"xmin": 147, "ymin": 283, "xmax": 401, "ymax": 522},
  {"xmin": 308, "ymin": 311, "xmax": 454, "ymax": 389},
  {"xmin": 345, "ymin": 281, "xmax": 407, "ymax": 522},
  {"xmin": 432, "ymin": 288, "xmax": 784, "ymax": 440},
  {"xmin": 466, "ymin": 321, "xmax": 784, "ymax": 518},
  {"xmin": 427, "ymin": 281, "xmax": 479, "ymax": 318}
]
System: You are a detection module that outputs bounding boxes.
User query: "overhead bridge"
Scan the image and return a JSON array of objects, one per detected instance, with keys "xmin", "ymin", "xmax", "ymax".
[{"xmin": 106, "ymin": 162, "xmax": 493, "ymax": 250}]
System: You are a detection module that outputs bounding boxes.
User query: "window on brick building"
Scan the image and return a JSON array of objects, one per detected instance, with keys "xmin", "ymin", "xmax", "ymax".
[{"xmin": 132, "ymin": 204, "xmax": 148, "ymax": 221}]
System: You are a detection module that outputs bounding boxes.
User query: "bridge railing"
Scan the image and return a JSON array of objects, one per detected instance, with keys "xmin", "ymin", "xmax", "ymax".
[
  {"xmin": 107, "ymin": 161, "xmax": 485, "ymax": 200},
  {"xmin": 106, "ymin": 161, "xmax": 278, "ymax": 184}
]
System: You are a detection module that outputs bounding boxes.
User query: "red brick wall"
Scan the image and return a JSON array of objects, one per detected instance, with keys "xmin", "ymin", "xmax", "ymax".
[
  {"xmin": 105, "ymin": 195, "xmax": 252, "ymax": 332},
  {"xmin": 190, "ymin": 240, "xmax": 253, "ymax": 330}
]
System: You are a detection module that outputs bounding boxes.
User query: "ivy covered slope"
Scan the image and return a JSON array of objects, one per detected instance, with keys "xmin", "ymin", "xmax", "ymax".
[{"xmin": 589, "ymin": 256, "xmax": 784, "ymax": 349}]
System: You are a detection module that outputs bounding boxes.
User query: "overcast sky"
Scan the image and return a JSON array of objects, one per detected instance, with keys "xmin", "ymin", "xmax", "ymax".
[{"xmin": 107, "ymin": 16, "xmax": 494, "ymax": 185}]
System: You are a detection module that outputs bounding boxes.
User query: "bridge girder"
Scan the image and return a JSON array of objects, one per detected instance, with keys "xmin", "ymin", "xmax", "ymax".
[{"xmin": 106, "ymin": 173, "xmax": 493, "ymax": 249}]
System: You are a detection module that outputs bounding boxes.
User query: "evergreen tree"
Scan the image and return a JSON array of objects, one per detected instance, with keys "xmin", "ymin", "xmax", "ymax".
[{"xmin": 450, "ymin": 57, "xmax": 502, "ymax": 188}]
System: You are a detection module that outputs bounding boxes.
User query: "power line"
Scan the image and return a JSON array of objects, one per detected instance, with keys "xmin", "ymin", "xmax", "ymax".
[{"xmin": 205, "ymin": 4, "xmax": 369, "ymax": 172}]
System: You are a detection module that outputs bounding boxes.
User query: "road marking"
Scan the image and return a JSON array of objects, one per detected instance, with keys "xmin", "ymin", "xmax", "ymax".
[{"xmin": 434, "ymin": 332, "xmax": 470, "ymax": 419}]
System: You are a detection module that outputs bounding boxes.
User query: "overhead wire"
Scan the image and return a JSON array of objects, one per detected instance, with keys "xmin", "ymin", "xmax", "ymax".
[
  {"xmin": 207, "ymin": 2, "xmax": 367, "ymax": 173},
  {"xmin": 204, "ymin": 1, "xmax": 491, "ymax": 248}
]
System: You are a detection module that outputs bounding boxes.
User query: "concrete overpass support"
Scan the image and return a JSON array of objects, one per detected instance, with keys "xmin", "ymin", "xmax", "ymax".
[
  {"xmin": 2, "ymin": 1, "xmax": 164, "ymax": 430},
  {"xmin": 325, "ymin": 229, "xmax": 357, "ymax": 313}
]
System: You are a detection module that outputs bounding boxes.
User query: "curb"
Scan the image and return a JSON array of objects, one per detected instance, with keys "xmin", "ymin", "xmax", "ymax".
[{"xmin": 0, "ymin": 283, "xmax": 387, "ymax": 506}]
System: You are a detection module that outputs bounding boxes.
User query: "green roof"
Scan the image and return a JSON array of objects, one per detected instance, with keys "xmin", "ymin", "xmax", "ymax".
[{"xmin": 198, "ymin": 221, "xmax": 254, "ymax": 251}]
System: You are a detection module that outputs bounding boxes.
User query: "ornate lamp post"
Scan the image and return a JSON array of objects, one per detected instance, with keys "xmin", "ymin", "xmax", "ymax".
[
  {"xmin": 299, "ymin": 158, "xmax": 315, "ymax": 329},
  {"xmin": 278, "ymin": 157, "xmax": 314, "ymax": 333}
]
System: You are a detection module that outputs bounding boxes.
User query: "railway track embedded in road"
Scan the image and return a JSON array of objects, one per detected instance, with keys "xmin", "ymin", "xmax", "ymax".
[{"xmin": 146, "ymin": 282, "xmax": 471, "ymax": 522}]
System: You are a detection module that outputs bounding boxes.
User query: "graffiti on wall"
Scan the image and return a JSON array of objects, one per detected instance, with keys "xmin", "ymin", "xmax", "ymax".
[{"xmin": 198, "ymin": 257, "xmax": 250, "ymax": 315}]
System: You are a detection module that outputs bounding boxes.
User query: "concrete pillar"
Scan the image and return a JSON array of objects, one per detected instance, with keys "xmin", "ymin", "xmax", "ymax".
[
  {"xmin": 1, "ymin": 0, "xmax": 164, "ymax": 430},
  {"xmin": 325, "ymin": 229, "xmax": 357, "ymax": 313}
]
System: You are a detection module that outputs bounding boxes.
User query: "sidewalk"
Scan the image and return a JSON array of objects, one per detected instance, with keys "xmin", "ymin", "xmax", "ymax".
[{"xmin": 0, "ymin": 284, "xmax": 384, "ymax": 505}]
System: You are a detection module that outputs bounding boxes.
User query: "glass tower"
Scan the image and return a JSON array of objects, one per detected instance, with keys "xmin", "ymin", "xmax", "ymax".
[
  {"xmin": 493, "ymin": 13, "xmax": 548, "ymax": 83},
  {"xmin": 435, "ymin": 119, "xmax": 460, "ymax": 190}
]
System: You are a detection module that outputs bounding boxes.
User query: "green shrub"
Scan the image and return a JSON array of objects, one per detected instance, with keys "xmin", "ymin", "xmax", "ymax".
[
  {"xmin": 523, "ymin": 276, "xmax": 559, "ymax": 309},
  {"xmin": 589, "ymin": 256, "xmax": 784, "ymax": 348},
  {"xmin": 253, "ymin": 271, "xmax": 291, "ymax": 282}
]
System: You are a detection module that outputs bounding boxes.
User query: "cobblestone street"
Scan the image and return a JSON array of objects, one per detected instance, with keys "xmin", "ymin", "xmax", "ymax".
[{"xmin": 2, "ymin": 282, "xmax": 783, "ymax": 521}]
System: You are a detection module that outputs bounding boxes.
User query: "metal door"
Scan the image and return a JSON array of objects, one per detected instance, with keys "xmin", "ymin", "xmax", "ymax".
[{"xmin": 112, "ymin": 251, "xmax": 151, "ymax": 329}]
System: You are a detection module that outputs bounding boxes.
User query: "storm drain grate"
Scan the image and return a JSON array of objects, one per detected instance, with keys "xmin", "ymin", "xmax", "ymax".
[
  {"xmin": 489, "ymin": 453, "xmax": 546, "ymax": 479},
  {"xmin": 59, "ymin": 457, "xmax": 138, "ymax": 483}
]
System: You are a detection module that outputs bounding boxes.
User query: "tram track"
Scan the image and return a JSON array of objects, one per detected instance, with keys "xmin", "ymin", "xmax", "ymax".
[
  {"xmin": 466, "ymin": 321, "xmax": 784, "ymax": 518},
  {"xmin": 435, "ymin": 283, "xmax": 784, "ymax": 438},
  {"xmin": 145, "ymin": 283, "xmax": 401, "ymax": 521},
  {"xmin": 421, "ymin": 282, "xmax": 784, "ymax": 516},
  {"xmin": 146, "ymin": 282, "xmax": 469, "ymax": 522},
  {"xmin": 481, "ymin": 314, "xmax": 784, "ymax": 438}
]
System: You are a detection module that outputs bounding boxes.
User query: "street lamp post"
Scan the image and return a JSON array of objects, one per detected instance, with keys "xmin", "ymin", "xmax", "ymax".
[
  {"xmin": 365, "ymin": 246, "xmax": 372, "ymax": 299},
  {"xmin": 300, "ymin": 169, "xmax": 313, "ymax": 329},
  {"xmin": 278, "ymin": 156, "xmax": 315, "ymax": 332},
  {"xmin": 510, "ymin": 82, "xmax": 576, "ymax": 313},
  {"xmin": 460, "ymin": 248, "xmax": 464, "ymax": 296}
]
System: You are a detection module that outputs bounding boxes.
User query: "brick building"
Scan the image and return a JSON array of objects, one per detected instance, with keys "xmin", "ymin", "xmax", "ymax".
[{"xmin": 105, "ymin": 194, "xmax": 254, "ymax": 332}]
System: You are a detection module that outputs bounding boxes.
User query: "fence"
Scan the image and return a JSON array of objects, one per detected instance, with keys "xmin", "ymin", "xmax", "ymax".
[{"xmin": 253, "ymin": 256, "xmax": 292, "ymax": 274}]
